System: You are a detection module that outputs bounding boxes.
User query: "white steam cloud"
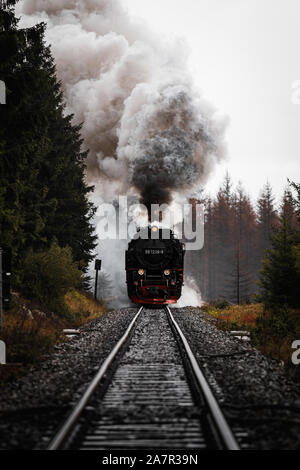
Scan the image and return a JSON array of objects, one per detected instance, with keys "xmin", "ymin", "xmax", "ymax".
[
  {"xmin": 177, "ymin": 277, "xmax": 203, "ymax": 309},
  {"xmin": 17, "ymin": 0, "xmax": 227, "ymax": 307}
]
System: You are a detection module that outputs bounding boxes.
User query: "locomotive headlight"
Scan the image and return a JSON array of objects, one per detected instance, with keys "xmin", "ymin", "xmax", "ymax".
[
  {"xmin": 164, "ymin": 269, "xmax": 171, "ymax": 276},
  {"xmin": 152, "ymin": 226, "xmax": 158, "ymax": 233},
  {"xmin": 138, "ymin": 269, "xmax": 145, "ymax": 276}
]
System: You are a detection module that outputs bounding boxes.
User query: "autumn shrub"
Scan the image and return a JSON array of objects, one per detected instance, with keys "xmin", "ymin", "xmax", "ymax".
[
  {"xmin": 2, "ymin": 326, "xmax": 57, "ymax": 364},
  {"xmin": 0, "ymin": 289, "xmax": 106, "ymax": 378},
  {"xmin": 252, "ymin": 306, "xmax": 298, "ymax": 359},
  {"xmin": 206, "ymin": 302, "xmax": 300, "ymax": 379},
  {"xmin": 20, "ymin": 242, "xmax": 82, "ymax": 318},
  {"xmin": 0, "ymin": 301, "xmax": 62, "ymax": 365}
]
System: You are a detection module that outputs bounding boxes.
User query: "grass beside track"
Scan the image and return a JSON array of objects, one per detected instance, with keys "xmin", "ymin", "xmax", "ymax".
[
  {"xmin": 0, "ymin": 290, "xmax": 106, "ymax": 385},
  {"xmin": 202, "ymin": 303, "xmax": 300, "ymax": 380}
]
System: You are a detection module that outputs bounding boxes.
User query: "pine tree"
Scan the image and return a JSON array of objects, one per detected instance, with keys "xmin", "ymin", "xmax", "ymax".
[
  {"xmin": 230, "ymin": 185, "xmax": 257, "ymax": 303},
  {"xmin": 290, "ymin": 181, "xmax": 300, "ymax": 217},
  {"xmin": 256, "ymin": 183, "xmax": 278, "ymax": 254},
  {"xmin": 191, "ymin": 194, "xmax": 215, "ymax": 301},
  {"xmin": 281, "ymin": 188, "xmax": 298, "ymax": 229},
  {"xmin": 289, "ymin": 181, "xmax": 300, "ymax": 272},
  {"xmin": 259, "ymin": 193, "xmax": 300, "ymax": 310},
  {"xmin": 0, "ymin": 2, "xmax": 97, "ymax": 277},
  {"xmin": 211, "ymin": 175, "xmax": 235, "ymax": 300},
  {"xmin": 202, "ymin": 196, "xmax": 215, "ymax": 300}
]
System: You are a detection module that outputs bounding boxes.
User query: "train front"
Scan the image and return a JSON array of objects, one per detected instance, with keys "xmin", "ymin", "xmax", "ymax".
[{"xmin": 126, "ymin": 225, "xmax": 185, "ymax": 306}]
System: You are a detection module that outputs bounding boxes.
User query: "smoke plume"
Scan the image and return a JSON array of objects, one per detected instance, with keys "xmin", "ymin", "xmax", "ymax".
[
  {"xmin": 17, "ymin": 0, "xmax": 227, "ymax": 306},
  {"xmin": 17, "ymin": 0, "xmax": 226, "ymax": 207}
]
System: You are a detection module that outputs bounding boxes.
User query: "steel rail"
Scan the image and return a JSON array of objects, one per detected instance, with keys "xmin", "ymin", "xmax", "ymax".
[
  {"xmin": 48, "ymin": 306, "xmax": 144, "ymax": 450},
  {"xmin": 166, "ymin": 306, "xmax": 240, "ymax": 451}
]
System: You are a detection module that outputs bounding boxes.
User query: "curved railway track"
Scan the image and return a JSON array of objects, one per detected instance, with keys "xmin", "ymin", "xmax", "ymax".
[{"xmin": 47, "ymin": 307, "xmax": 240, "ymax": 451}]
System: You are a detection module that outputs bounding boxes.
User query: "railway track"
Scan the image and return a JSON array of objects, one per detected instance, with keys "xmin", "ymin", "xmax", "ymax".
[{"xmin": 47, "ymin": 307, "xmax": 240, "ymax": 450}]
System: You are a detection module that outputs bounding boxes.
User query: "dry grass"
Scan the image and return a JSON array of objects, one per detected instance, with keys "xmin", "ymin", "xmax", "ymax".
[
  {"xmin": 0, "ymin": 304, "xmax": 63, "ymax": 367},
  {"xmin": 204, "ymin": 302, "xmax": 300, "ymax": 379},
  {"xmin": 203, "ymin": 303, "xmax": 263, "ymax": 330},
  {"xmin": 64, "ymin": 289, "xmax": 106, "ymax": 326},
  {"xmin": 0, "ymin": 289, "xmax": 107, "ymax": 378}
]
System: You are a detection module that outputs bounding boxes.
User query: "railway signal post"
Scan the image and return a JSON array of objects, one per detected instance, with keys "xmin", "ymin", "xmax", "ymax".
[
  {"xmin": 0, "ymin": 246, "xmax": 12, "ymax": 333},
  {"xmin": 0, "ymin": 247, "xmax": 2, "ymax": 333},
  {"xmin": 94, "ymin": 259, "xmax": 102, "ymax": 301}
]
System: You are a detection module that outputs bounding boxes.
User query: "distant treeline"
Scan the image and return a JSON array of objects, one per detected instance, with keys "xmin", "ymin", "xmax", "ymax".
[
  {"xmin": 187, "ymin": 175, "xmax": 300, "ymax": 306},
  {"xmin": 0, "ymin": 2, "xmax": 97, "ymax": 286}
]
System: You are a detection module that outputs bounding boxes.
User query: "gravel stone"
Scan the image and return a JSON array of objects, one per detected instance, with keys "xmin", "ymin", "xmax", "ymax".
[
  {"xmin": 0, "ymin": 308, "xmax": 137, "ymax": 450},
  {"xmin": 69, "ymin": 309, "xmax": 202, "ymax": 450},
  {"xmin": 1, "ymin": 306, "xmax": 300, "ymax": 450},
  {"xmin": 173, "ymin": 307, "xmax": 300, "ymax": 450}
]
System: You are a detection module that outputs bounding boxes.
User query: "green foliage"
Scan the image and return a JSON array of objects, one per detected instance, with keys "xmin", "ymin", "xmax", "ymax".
[
  {"xmin": 259, "ymin": 209, "xmax": 300, "ymax": 310},
  {"xmin": 290, "ymin": 180, "xmax": 300, "ymax": 222},
  {"xmin": 0, "ymin": 3, "xmax": 97, "ymax": 283},
  {"xmin": 20, "ymin": 243, "xmax": 82, "ymax": 316},
  {"xmin": 255, "ymin": 307, "xmax": 296, "ymax": 341},
  {"xmin": 292, "ymin": 245, "xmax": 300, "ymax": 271},
  {"xmin": 252, "ymin": 306, "xmax": 298, "ymax": 364},
  {"xmin": 214, "ymin": 299, "xmax": 231, "ymax": 310}
]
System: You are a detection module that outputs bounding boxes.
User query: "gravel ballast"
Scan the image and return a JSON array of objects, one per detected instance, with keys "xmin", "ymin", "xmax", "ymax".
[
  {"xmin": 0, "ymin": 308, "xmax": 137, "ymax": 450},
  {"xmin": 173, "ymin": 307, "xmax": 300, "ymax": 450},
  {"xmin": 0, "ymin": 306, "xmax": 300, "ymax": 450},
  {"xmin": 68, "ymin": 309, "xmax": 202, "ymax": 450}
]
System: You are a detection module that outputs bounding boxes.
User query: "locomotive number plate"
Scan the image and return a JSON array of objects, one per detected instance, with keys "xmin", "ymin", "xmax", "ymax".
[{"xmin": 144, "ymin": 249, "xmax": 164, "ymax": 255}]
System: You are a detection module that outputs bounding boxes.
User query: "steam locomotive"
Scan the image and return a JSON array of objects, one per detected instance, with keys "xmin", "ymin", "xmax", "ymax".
[{"xmin": 126, "ymin": 225, "xmax": 185, "ymax": 305}]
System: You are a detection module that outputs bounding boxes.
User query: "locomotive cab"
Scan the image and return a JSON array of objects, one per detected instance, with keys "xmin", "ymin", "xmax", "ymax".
[{"xmin": 125, "ymin": 226, "xmax": 185, "ymax": 306}]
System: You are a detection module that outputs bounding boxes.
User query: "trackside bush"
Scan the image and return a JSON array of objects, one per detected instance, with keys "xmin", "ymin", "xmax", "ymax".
[{"xmin": 20, "ymin": 243, "xmax": 82, "ymax": 317}]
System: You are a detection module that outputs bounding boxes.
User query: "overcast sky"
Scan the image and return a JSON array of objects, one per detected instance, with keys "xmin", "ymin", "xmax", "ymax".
[{"xmin": 122, "ymin": 0, "xmax": 300, "ymax": 202}]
